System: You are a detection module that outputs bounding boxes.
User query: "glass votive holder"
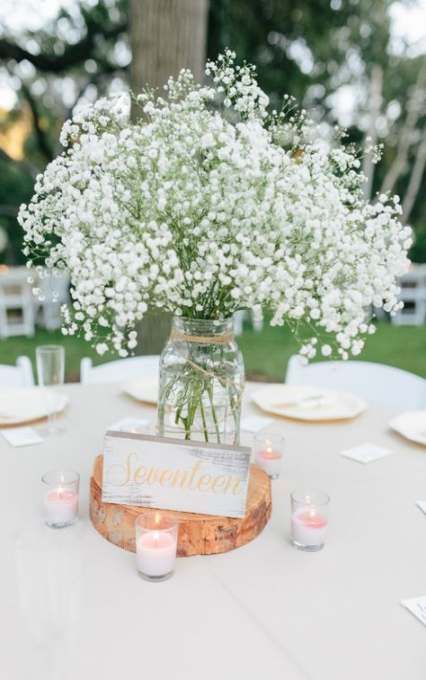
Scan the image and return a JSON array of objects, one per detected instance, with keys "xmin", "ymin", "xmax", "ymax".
[
  {"xmin": 253, "ymin": 431, "xmax": 284, "ymax": 479},
  {"xmin": 41, "ymin": 470, "xmax": 80, "ymax": 528},
  {"xmin": 290, "ymin": 489, "xmax": 330, "ymax": 551},
  {"xmin": 135, "ymin": 512, "xmax": 178, "ymax": 582}
]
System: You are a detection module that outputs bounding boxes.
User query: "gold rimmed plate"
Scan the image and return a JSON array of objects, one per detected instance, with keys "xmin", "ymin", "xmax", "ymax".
[
  {"xmin": 389, "ymin": 411, "xmax": 426, "ymax": 447},
  {"xmin": 122, "ymin": 378, "xmax": 159, "ymax": 405},
  {"xmin": 251, "ymin": 384, "xmax": 367, "ymax": 422},
  {"xmin": 0, "ymin": 388, "xmax": 68, "ymax": 427}
]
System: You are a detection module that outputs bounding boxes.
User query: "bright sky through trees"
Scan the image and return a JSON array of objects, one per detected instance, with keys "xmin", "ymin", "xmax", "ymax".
[{"xmin": 0, "ymin": 0, "xmax": 425, "ymax": 114}]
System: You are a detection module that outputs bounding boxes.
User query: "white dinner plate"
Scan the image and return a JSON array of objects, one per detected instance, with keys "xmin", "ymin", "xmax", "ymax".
[
  {"xmin": 0, "ymin": 388, "xmax": 68, "ymax": 427},
  {"xmin": 122, "ymin": 378, "xmax": 159, "ymax": 405},
  {"xmin": 251, "ymin": 384, "xmax": 367, "ymax": 421},
  {"xmin": 389, "ymin": 410, "xmax": 426, "ymax": 447}
]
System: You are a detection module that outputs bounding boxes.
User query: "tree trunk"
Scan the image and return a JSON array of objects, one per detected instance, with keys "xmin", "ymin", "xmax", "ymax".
[
  {"xmin": 402, "ymin": 130, "xmax": 426, "ymax": 221},
  {"xmin": 380, "ymin": 63, "xmax": 426, "ymax": 196},
  {"xmin": 362, "ymin": 64, "xmax": 383, "ymax": 201},
  {"xmin": 130, "ymin": 0, "xmax": 208, "ymax": 92},
  {"xmin": 129, "ymin": 0, "xmax": 209, "ymax": 354}
]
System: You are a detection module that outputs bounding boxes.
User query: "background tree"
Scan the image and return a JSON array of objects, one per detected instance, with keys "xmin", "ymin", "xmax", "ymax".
[
  {"xmin": 130, "ymin": 0, "xmax": 208, "ymax": 92},
  {"xmin": 0, "ymin": 0, "xmax": 129, "ymax": 264},
  {"xmin": 129, "ymin": 0, "xmax": 209, "ymax": 352},
  {"xmin": 0, "ymin": 0, "xmax": 425, "ymax": 261}
]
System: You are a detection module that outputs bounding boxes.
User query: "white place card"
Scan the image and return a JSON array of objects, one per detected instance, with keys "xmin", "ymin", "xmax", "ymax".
[
  {"xmin": 401, "ymin": 596, "xmax": 426, "ymax": 626},
  {"xmin": 109, "ymin": 417, "xmax": 151, "ymax": 434},
  {"xmin": 1, "ymin": 427, "xmax": 43, "ymax": 447},
  {"xmin": 416, "ymin": 500, "xmax": 426, "ymax": 514},
  {"xmin": 102, "ymin": 432, "xmax": 251, "ymax": 519},
  {"xmin": 340, "ymin": 442, "xmax": 392, "ymax": 464},
  {"xmin": 240, "ymin": 415, "xmax": 274, "ymax": 433}
]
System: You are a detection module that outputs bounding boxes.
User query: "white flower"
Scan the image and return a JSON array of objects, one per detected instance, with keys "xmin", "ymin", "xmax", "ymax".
[
  {"xmin": 201, "ymin": 133, "xmax": 215, "ymax": 148},
  {"xmin": 18, "ymin": 52, "xmax": 410, "ymax": 358},
  {"xmin": 321, "ymin": 345, "xmax": 332, "ymax": 357}
]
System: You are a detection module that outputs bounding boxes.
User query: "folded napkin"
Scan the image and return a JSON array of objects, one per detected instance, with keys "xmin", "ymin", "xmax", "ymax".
[
  {"xmin": 401, "ymin": 596, "xmax": 426, "ymax": 626},
  {"xmin": 2, "ymin": 427, "xmax": 43, "ymax": 447},
  {"xmin": 340, "ymin": 442, "xmax": 393, "ymax": 464},
  {"xmin": 416, "ymin": 500, "xmax": 426, "ymax": 514}
]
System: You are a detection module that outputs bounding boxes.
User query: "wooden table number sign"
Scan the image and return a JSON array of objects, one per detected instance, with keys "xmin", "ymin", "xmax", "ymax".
[{"xmin": 90, "ymin": 432, "xmax": 272, "ymax": 556}]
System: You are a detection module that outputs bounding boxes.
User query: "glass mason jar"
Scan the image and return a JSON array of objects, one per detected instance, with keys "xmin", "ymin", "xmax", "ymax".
[{"xmin": 158, "ymin": 317, "xmax": 244, "ymax": 445}]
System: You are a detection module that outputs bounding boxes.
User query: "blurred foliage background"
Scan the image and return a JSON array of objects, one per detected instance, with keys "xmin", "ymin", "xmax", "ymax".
[
  {"xmin": 0, "ymin": 0, "xmax": 424, "ymax": 379},
  {"xmin": 0, "ymin": 0, "xmax": 425, "ymax": 265}
]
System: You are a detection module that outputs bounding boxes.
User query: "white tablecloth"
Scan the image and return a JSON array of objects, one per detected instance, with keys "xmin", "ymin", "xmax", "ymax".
[{"xmin": 1, "ymin": 382, "xmax": 425, "ymax": 680}]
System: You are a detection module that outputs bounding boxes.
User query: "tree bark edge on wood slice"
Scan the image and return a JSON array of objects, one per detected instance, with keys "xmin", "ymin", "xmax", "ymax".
[{"xmin": 90, "ymin": 454, "xmax": 272, "ymax": 557}]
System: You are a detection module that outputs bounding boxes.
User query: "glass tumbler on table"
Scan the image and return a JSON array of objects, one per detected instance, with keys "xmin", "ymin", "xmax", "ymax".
[{"xmin": 36, "ymin": 345, "xmax": 65, "ymax": 435}]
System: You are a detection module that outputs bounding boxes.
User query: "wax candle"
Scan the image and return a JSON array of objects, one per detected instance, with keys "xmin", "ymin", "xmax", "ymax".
[
  {"xmin": 136, "ymin": 530, "xmax": 177, "ymax": 577},
  {"xmin": 291, "ymin": 507, "xmax": 328, "ymax": 549},
  {"xmin": 290, "ymin": 489, "xmax": 330, "ymax": 551},
  {"xmin": 135, "ymin": 513, "xmax": 178, "ymax": 581},
  {"xmin": 255, "ymin": 446, "xmax": 282, "ymax": 479},
  {"xmin": 253, "ymin": 432, "xmax": 284, "ymax": 479},
  {"xmin": 42, "ymin": 470, "xmax": 80, "ymax": 528}
]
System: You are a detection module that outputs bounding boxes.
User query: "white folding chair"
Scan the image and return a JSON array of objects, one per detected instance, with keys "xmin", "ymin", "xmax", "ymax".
[
  {"xmin": 0, "ymin": 268, "xmax": 35, "ymax": 338},
  {"xmin": 38, "ymin": 270, "xmax": 70, "ymax": 330},
  {"xmin": 80, "ymin": 355, "xmax": 160, "ymax": 384},
  {"xmin": 0, "ymin": 356, "xmax": 34, "ymax": 387},
  {"xmin": 286, "ymin": 355, "xmax": 426, "ymax": 410},
  {"xmin": 392, "ymin": 265, "xmax": 426, "ymax": 326},
  {"xmin": 233, "ymin": 308, "xmax": 264, "ymax": 336}
]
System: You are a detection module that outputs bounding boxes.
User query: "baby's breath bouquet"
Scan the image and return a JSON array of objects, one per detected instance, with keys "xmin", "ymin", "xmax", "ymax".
[{"xmin": 19, "ymin": 51, "xmax": 411, "ymax": 443}]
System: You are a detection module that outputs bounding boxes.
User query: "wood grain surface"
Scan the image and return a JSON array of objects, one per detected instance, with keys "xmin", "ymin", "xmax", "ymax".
[{"xmin": 90, "ymin": 454, "xmax": 272, "ymax": 556}]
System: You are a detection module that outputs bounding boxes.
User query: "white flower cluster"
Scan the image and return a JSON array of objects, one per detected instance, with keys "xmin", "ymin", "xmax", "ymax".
[{"xmin": 19, "ymin": 50, "xmax": 411, "ymax": 358}]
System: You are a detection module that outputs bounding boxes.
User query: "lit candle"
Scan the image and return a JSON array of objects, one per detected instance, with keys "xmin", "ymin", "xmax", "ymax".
[
  {"xmin": 253, "ymin": 432, "xmax": 284, "ymax": 479},
  {"xmin": 42, "ymin": 470, "xmax": 80, "ymax": 528},
  {"xmin": 135, "ymin": 513, "xmax": 178, "ymax": 581},
  {"xmin": 44, "ymin": 487, "xmax": 78, "ymax": 527},
  {"xmin": 290, "ymin": 489, "xmax": 330, "ymax": 551},
  {"xmin": 291, "ymin": 507, "xmax": 328, "ymax": 549}
]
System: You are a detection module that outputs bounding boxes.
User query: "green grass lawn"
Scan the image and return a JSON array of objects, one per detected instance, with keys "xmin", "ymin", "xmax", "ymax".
[
  {"xmin": 238, "ymin": 321, "xmax": 426, "ymax": 380},
  {"xmin": 1, "ymin": 321, "xmax": 425, "ymax": 382}
]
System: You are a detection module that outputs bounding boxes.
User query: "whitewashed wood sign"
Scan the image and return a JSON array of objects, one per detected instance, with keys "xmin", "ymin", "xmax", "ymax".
[{"xmin": 102, "ymin": 432, "xmax": 251, "ymax": 519}]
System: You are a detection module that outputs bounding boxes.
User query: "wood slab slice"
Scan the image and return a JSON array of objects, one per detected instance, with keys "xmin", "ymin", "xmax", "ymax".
[{"xmin": 90, "ymin": 455, "xmax": 272, "ymax": 557}]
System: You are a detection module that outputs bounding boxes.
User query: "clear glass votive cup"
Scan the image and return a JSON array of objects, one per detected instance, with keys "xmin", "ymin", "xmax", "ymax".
[
  {"xmin": 36, "ymin": 345, "xmax": 65, "ymax": 435},
  {"xmin": 253, "ymin": 431, "xmax": 285, "ymax": 479},
  {"xmin": 42, "ymin": 470, "xmax": 79, "ymax": 528},
  {"xmin": 135, "ymin": 512, "xmax": 178, "ymax": 582},
  {"xmin": 290, "ymin": 489, "xmax": 330, "ymax": 551}
]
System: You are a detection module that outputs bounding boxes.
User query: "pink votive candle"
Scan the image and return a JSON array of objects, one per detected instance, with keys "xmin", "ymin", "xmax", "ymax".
[
  {"xmin": 42, "ymin": 470, "xmax": 79, "ymax": 528},
  {"xmin": 135, "ymin": 513, "xmax": 178, "ymax": 581},
  {"xmin": 290, "ymin": 489, "xmax": 330, "ymax": 551},
  {"xmin": 254, "ymin": 431, "xmax": 284, "ymax": 479}
]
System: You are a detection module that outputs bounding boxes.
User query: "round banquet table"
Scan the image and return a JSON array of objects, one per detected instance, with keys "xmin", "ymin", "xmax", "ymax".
[{"xmin": 1, "ymin": 382, "xmax": 425, "ymax": 680}]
